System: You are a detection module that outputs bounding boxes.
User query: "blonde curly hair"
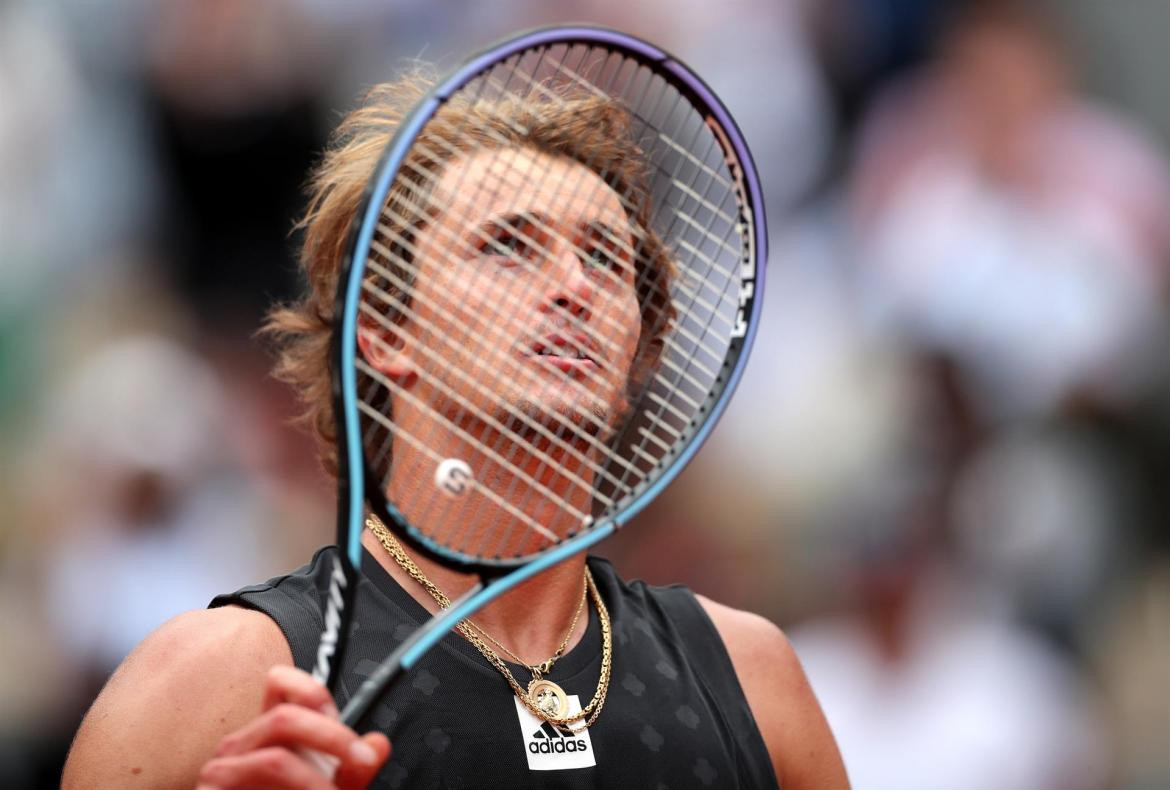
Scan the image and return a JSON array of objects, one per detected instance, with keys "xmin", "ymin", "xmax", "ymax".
[{"xmin": 265, "ymin": 72, "xmax": 677, "ymax": 477}]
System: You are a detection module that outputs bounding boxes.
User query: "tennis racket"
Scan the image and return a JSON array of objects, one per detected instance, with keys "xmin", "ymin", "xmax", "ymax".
[{"xmin": 312, "ymin": 24, "xmax": 766, "ymax": 731}]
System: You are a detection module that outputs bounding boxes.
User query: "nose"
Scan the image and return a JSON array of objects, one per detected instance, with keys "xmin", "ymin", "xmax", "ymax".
[{"xmin": 542, "ymin": 244, "xmax": 595, "ymax": 320}]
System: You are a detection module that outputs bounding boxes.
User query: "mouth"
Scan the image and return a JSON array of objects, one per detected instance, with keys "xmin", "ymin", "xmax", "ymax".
[{"xmin": 524, "ymin": 333, "xmax": 601, "ymax": 373}]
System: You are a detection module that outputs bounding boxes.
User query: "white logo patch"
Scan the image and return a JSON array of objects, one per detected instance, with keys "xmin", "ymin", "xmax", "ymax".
[{"xmin": 514, "ymin": 695, "xmax": 596, "ymax": 771}]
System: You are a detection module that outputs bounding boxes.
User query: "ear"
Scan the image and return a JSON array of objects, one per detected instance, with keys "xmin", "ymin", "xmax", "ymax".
[{"xmin": 357, "ymin": 320, "xmax": 418, "ymax": 387}]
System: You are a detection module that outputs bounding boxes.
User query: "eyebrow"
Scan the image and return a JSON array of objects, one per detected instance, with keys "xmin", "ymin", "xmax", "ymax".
[
  {"xmin": 586, "ymin": 220, "xmax": 637, "ymax": 259},
  {"xmin": 474, "ymin": 211, "xmax": 542, "ymax": 238},
  {"xmin": 470, "ymin": 211, "xmax": 635, "ymax": 257}
]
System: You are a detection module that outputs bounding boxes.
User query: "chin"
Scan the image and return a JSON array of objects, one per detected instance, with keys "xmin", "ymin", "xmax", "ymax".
[{"xmin": 503, "ymin": 395, "xmax": 614, "ymax": 443}]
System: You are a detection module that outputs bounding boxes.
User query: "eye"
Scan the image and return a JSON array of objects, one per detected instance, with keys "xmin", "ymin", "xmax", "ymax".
[
  {"xmin": 477, "ymin": 221, "xmax": 545, "ymax": 266},
  {"xmin": 583, "ymin": 245, "xmax": 616, "ymax": 270},
  {"xmin": 478, "ymin": 227, "xmax": 535, "ymax": 265},
  {"xmin": 582, "ymin": 244, "xmax": 633, "ymax": 282}
]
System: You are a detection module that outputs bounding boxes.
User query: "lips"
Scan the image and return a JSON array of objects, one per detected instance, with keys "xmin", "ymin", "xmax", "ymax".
[{"xmin": 525, "ymin": 333, "xmax": 600, "ymax": 371}]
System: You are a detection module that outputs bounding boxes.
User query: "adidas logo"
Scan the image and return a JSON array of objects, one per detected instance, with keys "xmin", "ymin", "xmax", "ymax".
[
  {"xmin": 514, "ymin": 695, "xmax": 596, "ymax": 770},
  {"xmin": 529, "ymin": 721, "xmax": 589, "ymax": 755}
]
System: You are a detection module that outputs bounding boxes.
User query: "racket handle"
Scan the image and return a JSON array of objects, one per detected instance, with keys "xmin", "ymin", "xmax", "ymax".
[{"xmin": 299, "ymin": 747, "xmax": 340, "ymax": 780}]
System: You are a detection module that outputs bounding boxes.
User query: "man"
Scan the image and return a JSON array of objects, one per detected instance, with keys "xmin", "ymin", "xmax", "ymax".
[{"xmin": 63, "ymin": 75, "xmax": 848, "ymax": 789}]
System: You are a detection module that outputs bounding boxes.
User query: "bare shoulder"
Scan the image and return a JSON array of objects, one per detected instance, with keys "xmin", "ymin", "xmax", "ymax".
[
  {"xmin": 696, "ymin": 595, "xmax": 850, "ymax": 790},
  {"xmin": 63, "ymin": 606, "xmax": 293, "ymax": 790},
  {"xmin": 695, "ymin": 596, "xmax": 793, "ymax": 675}
]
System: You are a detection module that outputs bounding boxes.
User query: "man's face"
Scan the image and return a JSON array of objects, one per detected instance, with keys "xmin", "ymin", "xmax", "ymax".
[{"xmin": 399, "ymin": 146, "xmax": 642, "ymax": 445}]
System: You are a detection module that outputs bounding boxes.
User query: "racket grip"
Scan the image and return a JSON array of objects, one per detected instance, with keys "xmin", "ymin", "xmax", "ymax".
[{"xmin": 299, "ymin": 747, "xmax": 340, "ymax": 780}]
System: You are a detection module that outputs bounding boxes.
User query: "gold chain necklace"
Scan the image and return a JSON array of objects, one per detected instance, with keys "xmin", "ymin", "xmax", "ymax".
[
  {"xmin": 452, "ymin": 568, "xmax": 586, "ymax": 678},
  {"xmin": 365, "ymin": 514, "xmax": 612, "ymax": 732},
  {"xmin": 365, "ymin": 514, "xmax": 585, "ymax": 675}
]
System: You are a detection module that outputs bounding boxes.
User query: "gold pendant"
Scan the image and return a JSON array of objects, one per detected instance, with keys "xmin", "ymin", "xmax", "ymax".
[{"xmin": 527, "ymin": 678, "xmax": 569, "ymax": 719}]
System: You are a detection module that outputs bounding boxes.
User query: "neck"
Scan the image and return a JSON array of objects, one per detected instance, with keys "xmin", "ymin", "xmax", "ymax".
[
  {"xmin": 369, "ymin": 413, "xmax": 600, "ymax": 664},
  {"xmin": 387, "ymin": 420, "xmax": 597, "ymax": 557},
  {"xmin": 362, "ymin": 528, "xmax": 590, "ymax": 666}
]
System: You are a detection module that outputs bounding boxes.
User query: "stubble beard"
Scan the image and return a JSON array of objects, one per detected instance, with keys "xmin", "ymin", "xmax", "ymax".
[{"xmin": 502, "ymin": 393, "xmax": 613, "ymax": 445}]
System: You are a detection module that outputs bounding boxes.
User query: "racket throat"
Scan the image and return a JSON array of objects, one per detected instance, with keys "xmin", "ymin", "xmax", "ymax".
[{"xmin": 312, "ymin": 555, "xmax": 356, "ymax": 688}]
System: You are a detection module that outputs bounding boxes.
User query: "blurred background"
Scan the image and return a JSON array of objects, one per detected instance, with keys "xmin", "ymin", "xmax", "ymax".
[{"xmin": 1, "ymin": 0, "xmax": 1167, "ymax": 787}]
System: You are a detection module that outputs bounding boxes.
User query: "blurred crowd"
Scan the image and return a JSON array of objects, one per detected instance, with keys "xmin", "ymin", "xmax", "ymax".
[{"xmin": 1, "ymin": 0, "xmax": 1167, "ymax": 788}]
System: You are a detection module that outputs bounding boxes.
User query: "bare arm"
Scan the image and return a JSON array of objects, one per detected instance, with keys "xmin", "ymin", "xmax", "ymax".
[
  {"xmin": 697, "ymin": 596, "xmax": 850, "ymax": 790},
  {"xmin": 63, "ymin": 606, "xmax": 289, "ymax": 788},
  {"xmin": 62, "ymin": 606, "xmax": 388, "ymax": 789}
]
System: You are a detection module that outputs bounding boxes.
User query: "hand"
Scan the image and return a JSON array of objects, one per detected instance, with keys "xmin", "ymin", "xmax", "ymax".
[{"xmin": 197, "ymin": 665, "xmax": 391, "ymax": 789}]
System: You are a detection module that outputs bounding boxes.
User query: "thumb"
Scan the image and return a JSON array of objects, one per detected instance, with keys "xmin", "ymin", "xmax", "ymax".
[{"xmin": 335, "ymin": 731, "xmax": 392, "ymax": 789}]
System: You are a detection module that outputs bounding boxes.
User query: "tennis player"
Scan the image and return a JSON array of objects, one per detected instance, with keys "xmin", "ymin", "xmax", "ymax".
[{"xmin": 62, "ymin": 77, "xmax": 848, "ymax": 789}]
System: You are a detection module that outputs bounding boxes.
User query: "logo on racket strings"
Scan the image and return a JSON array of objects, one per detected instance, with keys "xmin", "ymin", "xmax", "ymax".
[{"xmin": 435, "ymin": 458, "xmax": 472, "ymax": 497}]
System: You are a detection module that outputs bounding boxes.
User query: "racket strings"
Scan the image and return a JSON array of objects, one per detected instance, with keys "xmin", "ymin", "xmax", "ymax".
[
  {"xmin": 594, "ymin": 91, "xmax": 746, "ymax": 499},
  {"xmin": 461, "ymin": 47, "xmax": 668, "ymax": 555},
  {"xmin": 355, "ymin": 318, "xmax": 630, "ymax": 498},
  {"xmin": 357, "ymin": 322, "xmax": 638, "ymax": 507},
  {"xmin": 361, "ymin": 105, "xmax": 646, "ymax": 553},
  {"xmin": 360, "ymin": 94, "xmax": 664, "ymax": 444},
  {"xmin": 357, "ymin": 43, "xmax": 750, "ymax": 559},
  {"xmin": 429, "ymin": 49, "xmax": 743, "ymax": 268},
  {"xmin": 388, "ymin": 68, "xmax": 656, "ymax": 553},
  {"xmin": 366, "ymin": 95, "xmax": 736, "ymax": 387},
  {"xmin": 462, "ymin": 59, "xmax": 738, "ymax": 545},
  {"xmin": 363, "ymin": 110, "xmax": 661, "ymax": 350},
  {"xmin": 481, "ymin": 60, "xmax": 747, "ymax": 274},
  {"xmin": 361, "ymin": 159, "xmax": 637, "ymax": 470},
  {"xmin": 355, "ymin": 396, "xmax": 566, "ymax": 543},
  {"xmin": 359, "ymin": 230, "xmax": 646, "ymax": 465},
  {"xmin": 404, "ymin": 64, "xmax": 730, "ymax": 547},
  {"xmin": 368, "ymin": 192, "xmax": 649, "ymax": 368}
]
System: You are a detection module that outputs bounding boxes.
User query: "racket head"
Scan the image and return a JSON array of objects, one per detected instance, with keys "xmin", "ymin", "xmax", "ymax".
[{"xmin": 332, "ymin": 25, "xmax": 766, "ymax": 576}]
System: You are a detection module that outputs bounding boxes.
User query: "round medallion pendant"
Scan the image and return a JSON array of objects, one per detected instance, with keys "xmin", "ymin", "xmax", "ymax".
[{"xmin": 527, "ymin": 678, "xmax": 569, "ymax": 718}]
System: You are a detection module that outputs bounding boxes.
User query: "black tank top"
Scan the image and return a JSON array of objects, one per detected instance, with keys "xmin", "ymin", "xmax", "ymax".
[{"xmin": 211, "ymin": 547, "xmax": 778, "ymax": 789}]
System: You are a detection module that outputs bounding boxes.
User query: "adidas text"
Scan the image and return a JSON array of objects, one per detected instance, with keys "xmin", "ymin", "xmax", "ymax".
[{"xmin": 529, "ymin": 738, "xmax": 589, "ymax": 755}]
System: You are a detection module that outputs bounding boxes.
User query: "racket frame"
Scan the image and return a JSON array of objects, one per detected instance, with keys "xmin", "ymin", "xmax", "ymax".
[{"xmin": 319, "ymin": 24, "xmax": 767, "ymax": 714}]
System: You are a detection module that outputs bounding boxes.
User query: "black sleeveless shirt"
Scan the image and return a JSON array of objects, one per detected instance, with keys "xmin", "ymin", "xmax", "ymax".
[{"xmin": 211, "ymin": 547, "xmax": 778, "ymax": 789}]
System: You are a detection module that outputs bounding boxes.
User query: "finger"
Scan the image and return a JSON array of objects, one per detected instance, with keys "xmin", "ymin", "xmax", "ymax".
[
  {"xmin": 215, "ymin": 703, "xmax": 364, "ymax": 765},
  {"xmin": 335, "ymin": 731, "xmax": 392, "ymax": 790},
  {"xmin": 199, "ymin": 747, "xmax": 335, "ymax": 790},
  {"xmin": 262, "ymin": 665, "xmax": 339, "ymax": 717}
]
